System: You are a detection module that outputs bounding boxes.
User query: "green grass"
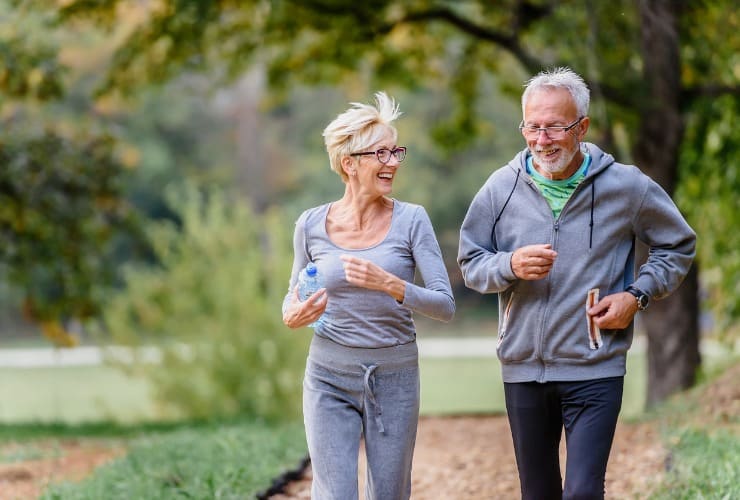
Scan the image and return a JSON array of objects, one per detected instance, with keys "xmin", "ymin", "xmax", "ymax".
[
  {"xmin": 0, "ymin": 366, "xmax": 161, "ymax": 423},
  {"xmin": 0, "ymin": 351, "xmax": 648, "ymax": 424},
  {"xmin": 0, "ymin": 340, "xmax": 734, "ymax": 498},
  {"xmin": 40, "ymin": 419, "xmax": 307, "ymax": 499},
  {"xmin": 420, "ymin": 353, "xmax": 646, "ymax": 418},
  {"xmin": 650, "ymin": 429, "xmax": 740, "ymax": 499}
]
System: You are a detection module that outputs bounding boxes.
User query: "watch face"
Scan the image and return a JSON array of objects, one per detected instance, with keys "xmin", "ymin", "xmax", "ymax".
[{"xmin": 637, "ymin": 295, "xmax": 648, "ymax": 310}]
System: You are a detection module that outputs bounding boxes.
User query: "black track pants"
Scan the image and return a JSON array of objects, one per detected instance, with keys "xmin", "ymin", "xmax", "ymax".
[{"xmin": 504, "ymin": 377, "xmax": 624, "ymax": 500}]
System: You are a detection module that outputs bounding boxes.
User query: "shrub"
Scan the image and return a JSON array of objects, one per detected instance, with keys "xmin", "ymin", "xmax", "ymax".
[{"xmin": 97, "ymin": 182, "xmax": 308, "ymax": 421}]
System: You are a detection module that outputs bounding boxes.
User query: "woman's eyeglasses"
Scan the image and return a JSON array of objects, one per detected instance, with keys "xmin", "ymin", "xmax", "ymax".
[{"xmin": 350, "ymin": 147, "xmax": 407, "ymax": 164}]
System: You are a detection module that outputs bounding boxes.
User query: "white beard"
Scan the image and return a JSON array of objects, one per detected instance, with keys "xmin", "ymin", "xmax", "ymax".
[{"xmin": 531, "ymin": 141, "xmax": 579, "ymax": 176}]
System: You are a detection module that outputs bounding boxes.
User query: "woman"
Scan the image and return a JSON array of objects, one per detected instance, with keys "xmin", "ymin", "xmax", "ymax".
[{"xmin": 282, "ymin": 92, "xmax": 455, "ymax": 500}]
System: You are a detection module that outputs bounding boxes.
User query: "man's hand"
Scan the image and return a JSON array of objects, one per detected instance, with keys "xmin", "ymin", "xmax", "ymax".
[
  {"xmin": 588, "ymin": 292, "xmax": 639, "ymax": 330},
  {"xmin": 511, "ymin": 244, "xmax": 558, "ymax": 280},
  {"xmin": 282, "ymin": 285, "xmax": 328, "ymax": 329}
]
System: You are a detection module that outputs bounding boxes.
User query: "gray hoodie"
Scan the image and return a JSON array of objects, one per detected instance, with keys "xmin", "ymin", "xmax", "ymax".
[{"xmin": 458, "ymin": 143, "xmax": 696, "ymax": 383}]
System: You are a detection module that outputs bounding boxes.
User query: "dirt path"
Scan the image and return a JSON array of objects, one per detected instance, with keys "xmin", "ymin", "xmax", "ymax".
[
  {"xmin": 0, "ymin": 440, "xmax": 122, "ymax": 500},
  {"xmin": 270, "ymin": 415, "xmax": 666, "ymax": 499}
]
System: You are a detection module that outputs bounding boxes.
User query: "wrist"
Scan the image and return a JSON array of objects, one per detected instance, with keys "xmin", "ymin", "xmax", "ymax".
[{"xmin": 625, "ymin": 286, "xmax": 649, "ymax": 311}]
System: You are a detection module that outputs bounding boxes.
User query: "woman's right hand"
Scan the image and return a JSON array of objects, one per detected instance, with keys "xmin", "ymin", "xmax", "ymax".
[{"xmin": 282, "ymin": 285, "xmax": 328, "ymax": 329}]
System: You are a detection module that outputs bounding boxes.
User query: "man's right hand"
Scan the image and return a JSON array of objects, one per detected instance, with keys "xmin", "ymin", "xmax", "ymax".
[{"xmin": 511, "ymin": 244, "xmax": 557, "ymax": 280}]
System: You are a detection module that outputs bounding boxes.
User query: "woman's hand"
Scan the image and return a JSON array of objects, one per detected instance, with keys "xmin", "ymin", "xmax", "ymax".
[
  {"xmin": 282, "ymin": 285, "xmax": 328, "ymax": 329},
  {"xmin": 340, "ymin": 254, "xmax": 406, "ymax": 302}
]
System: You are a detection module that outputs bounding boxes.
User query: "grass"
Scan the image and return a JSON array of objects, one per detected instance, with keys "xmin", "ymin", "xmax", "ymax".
[
  {"xmin": 0, "ymin": 335, "xmax": 735, "ymax": 498},
  {"xmin": 40, "ymin": 419, "xmax": 307, "ymax": 499},
  {"xmin": 0, "ymin": 347, "xmax": 648, "ymax": 424},
  {"xmin": 420, "ymin": 354, "xmax": 647, "ymax": 418},
  {"xmin": 0, "ymin": 366, "xmax": 160, "ymax": 423},
  {"xmin": 650, "ymin": 429, "xmax": 740, "ymax": 499}
]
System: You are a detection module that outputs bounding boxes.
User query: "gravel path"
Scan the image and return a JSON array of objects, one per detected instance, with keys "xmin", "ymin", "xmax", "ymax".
[{"xmin": 270, "ymin": 414, "xmax": 666, "ymax": 499}]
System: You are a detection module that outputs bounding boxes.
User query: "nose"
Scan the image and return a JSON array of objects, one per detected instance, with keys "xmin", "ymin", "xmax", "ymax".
[{"xmin": 535, "ymin": 129, "xmax": 553, "ymax": 143}]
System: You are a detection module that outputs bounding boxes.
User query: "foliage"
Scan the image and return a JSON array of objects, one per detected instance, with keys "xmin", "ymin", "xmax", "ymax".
[
  {"xmin": 0, "ymin": 2, "xmax": 64, "ymax": 100},
  {"xmin": 677, "ymin": 94, "xmax": 740, "ymax": 340},
  {"xmin": 54, "ymin": 0, "xmax": 740, "ymax": 328},
  {"xmin": 41, "ymin": 419, "xmax": 307, "ymax": 499},
  {"xmin": 97, "ymin": 182, "xmax": 308, "ymax": 421},
  {"xmin": 0, "ymin": 127, "xmax": 134, "ymax": 343}
]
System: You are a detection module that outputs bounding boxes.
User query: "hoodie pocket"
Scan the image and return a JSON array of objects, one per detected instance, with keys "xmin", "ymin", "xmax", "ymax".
[
  {"xmin": 497, "ymin": 292, "xmax": 515, "ymax": 348},
  {"xmin": 496, "ymin": 292, "xmax": 536, "ymax": 362}
]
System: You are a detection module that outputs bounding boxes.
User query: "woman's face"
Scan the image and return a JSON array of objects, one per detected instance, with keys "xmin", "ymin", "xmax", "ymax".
[{"xmin": 351, "ymin": 128, "xmax": 402, "ymax": 197}]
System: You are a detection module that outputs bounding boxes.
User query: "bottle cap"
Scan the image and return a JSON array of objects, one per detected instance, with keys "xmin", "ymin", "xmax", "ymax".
[{"xmin": 305, "ymin": 263, "xmax": 318, "ymax": 276}]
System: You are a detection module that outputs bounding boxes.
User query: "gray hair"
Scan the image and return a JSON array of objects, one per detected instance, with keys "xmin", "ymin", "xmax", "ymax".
[
  {"xmin": 522, "ymin": 67, "xmax": 590, "ymax": 118},
  {"xmin": 322, "ymin": 91, "xmax": 401, "ymax": 181}
]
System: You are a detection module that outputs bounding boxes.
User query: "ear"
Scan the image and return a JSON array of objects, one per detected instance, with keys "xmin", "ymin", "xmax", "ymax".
[
  {"xmin": 341, "ymin": 156, "xmax": 355, "ymax": 177},
  {"xmin": 577, "ymin": 116, "xmax": 590, "ymax": 140}
]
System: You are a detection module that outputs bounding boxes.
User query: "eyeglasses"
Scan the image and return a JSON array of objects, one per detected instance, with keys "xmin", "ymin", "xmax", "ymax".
[
  {"xmin": 519, "ymin": 117, "xmax": 584, "ymax": 140},
  {"xmin": 350, "ymin": 147, "xmax": 407, "ymax": 164}
]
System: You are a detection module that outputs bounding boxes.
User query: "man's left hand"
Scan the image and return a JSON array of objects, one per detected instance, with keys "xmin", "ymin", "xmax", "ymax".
[{"xmin": 588, "ymin": 292, "xmax": 640, "ymax": 330}]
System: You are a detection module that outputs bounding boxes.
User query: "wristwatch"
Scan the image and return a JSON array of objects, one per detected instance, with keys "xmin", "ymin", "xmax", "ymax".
[{"xmin": 626, "ymin": 286, "xmax": 649, "ymax": 311}]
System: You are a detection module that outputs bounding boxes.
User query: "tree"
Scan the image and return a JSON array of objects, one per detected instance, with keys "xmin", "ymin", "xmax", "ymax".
[
  {"xmin": 52, "ymin": 0, "xmax": 739, "ymax": 404},
  {"xmin": 0, "ymin": 4, "xmax": 136, "ymax": 344}
]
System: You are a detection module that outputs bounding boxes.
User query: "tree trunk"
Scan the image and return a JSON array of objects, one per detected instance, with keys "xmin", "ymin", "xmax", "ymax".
[{"xmin": 634, "ymin": 0, "xmax": 700, "ymax": 407}]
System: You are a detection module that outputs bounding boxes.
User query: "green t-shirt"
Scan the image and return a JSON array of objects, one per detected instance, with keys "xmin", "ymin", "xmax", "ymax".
[{"xmin": 526, "ymin": 154, "xmax": 591, "ymax": 218}]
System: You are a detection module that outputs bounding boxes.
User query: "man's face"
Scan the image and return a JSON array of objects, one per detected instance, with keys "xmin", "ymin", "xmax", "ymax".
[{"xmin": 522, "ymin": 88, "xmax": 588, "ymax": 180}]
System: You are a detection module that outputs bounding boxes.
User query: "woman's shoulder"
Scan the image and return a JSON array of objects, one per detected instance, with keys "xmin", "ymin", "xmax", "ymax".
[
  {"xmin": 296, "ymin": 202, "xmax": 331, "ymax": 227},
  {"xmin": 393, "ymin": 199, "xmax": 427, "ymax": 217}
]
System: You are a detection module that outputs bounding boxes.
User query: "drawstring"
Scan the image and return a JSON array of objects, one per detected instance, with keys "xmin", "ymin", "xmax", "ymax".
[
  {"xmin": 492, "ymin": 167, "xmax": 595, "ymax": 249},
  {"xmin": 361, "ymin": 364, "xmax": 384, "ymax": 433},
  {"xmin": 491, "ymin": 169, "xmax": 520, "ymax": 246},
  {"xmin": 589, "ymin": 181, "xmax": 595, "ymax": 249}
]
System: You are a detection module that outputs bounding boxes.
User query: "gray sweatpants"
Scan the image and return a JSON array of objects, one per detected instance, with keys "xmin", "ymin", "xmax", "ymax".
[{"xmin": 303, "ymin": 334, "xmax": 420, "ymax": 500}]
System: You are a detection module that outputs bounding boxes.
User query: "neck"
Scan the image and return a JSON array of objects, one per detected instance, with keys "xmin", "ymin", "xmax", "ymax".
[{"xmin": 336, "ymin": 188, "xmax": 392, "ymax": 229}]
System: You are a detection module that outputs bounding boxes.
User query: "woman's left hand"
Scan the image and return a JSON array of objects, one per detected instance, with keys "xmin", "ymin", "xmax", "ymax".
[{"xmin": 340, "ymin": 254, "xmax": 405, "ymax": 302}]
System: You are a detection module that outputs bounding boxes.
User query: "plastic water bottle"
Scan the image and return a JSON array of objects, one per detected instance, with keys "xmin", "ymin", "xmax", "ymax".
[{"xmin": 298, "ymin": 263, "xmax": 326, "ymax": 329}]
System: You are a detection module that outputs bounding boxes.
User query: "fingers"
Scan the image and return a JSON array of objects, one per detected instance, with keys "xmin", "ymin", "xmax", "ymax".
[
  {"xmin": 283, "ymin": 287, "xmax": 327, "ymax": 329},
  {"xmin": 340, "ymin": 254, "xmax": 377, "ymax": 286},
  {"xmin": 589, "ymin": 292, "xmax": 638, "ymax": 330},
  {"xmin": 511, "ymin": 244, "xmax": 558, "ymax": 280}
]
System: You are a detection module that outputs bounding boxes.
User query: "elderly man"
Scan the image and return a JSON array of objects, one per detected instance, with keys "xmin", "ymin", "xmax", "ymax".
[{"xmin": 458, "ymin": 67, "xmax": 695, "ymax": 500}]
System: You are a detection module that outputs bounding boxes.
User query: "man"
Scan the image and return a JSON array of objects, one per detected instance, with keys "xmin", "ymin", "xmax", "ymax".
[{"xmin": 457, "ymin": 67, "xmax": 695, "ymax": 500}]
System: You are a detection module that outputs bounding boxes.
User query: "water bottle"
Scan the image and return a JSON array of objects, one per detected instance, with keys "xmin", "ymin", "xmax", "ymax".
[{"xmin": 298, "ymin": 263, "xmax": 326, "ymax": 329}]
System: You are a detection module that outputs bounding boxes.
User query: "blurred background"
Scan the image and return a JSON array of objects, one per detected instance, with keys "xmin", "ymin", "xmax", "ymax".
[{"xmin": 0, "ymin": 1, "xmax": 738, "ymax": 496}]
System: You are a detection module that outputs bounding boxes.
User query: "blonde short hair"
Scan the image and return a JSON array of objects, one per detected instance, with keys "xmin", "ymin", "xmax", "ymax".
[{"xmin": 322, "ymin": 91, "xmax": 401, "ymax": 181}]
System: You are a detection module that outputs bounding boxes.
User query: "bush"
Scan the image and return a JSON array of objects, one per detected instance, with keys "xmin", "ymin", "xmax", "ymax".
[{"xmin": 97, "ymin": 182, "xmax": 308, "ymax": 421}]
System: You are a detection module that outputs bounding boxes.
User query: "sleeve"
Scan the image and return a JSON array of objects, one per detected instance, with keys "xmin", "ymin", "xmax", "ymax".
[
  {"xmin": 282, "ymin": 211, "xmax": 311, "ymax": 315},
  {"xmin": 401, "ymin": 206, "xmax": 456, "ymax": 322},
  {"xmin": 632, "ymin": 177, "xmax": 696, "ymax": 299},
  {"xmin": 457, "ymin": 179, "xmax": 518, "ymax": 294}
]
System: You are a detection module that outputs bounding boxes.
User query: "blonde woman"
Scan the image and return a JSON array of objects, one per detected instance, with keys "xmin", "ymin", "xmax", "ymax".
[{"xmin": 282, "ymin": 92, "xmax": 455, "ymax": 499}]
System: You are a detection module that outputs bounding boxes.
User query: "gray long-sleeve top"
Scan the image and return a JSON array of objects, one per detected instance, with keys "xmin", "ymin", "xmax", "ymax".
[{"xmin": 286, "ymin": 200, "xmax": 455, "ymax": 348}]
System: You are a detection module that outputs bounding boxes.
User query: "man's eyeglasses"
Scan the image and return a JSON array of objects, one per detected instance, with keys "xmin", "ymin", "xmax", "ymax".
[
  {"xmin": 350, "ymin": 147, "xmax": 407, "ymax": 164},
  {"xmin": 519, "ymin": 117, "xmax": 584, "ymax": 140}
]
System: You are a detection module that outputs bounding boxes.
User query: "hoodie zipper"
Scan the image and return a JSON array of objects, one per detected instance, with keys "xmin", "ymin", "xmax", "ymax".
[{"xmin": 531, "ymin": 177, "xmax": 593, "ymax": 381}]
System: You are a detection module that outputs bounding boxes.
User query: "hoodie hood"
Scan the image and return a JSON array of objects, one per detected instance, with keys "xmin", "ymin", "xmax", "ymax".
[{"xmin": 508, "ymin": 142, "xmax": 616, "ymax": 179}]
